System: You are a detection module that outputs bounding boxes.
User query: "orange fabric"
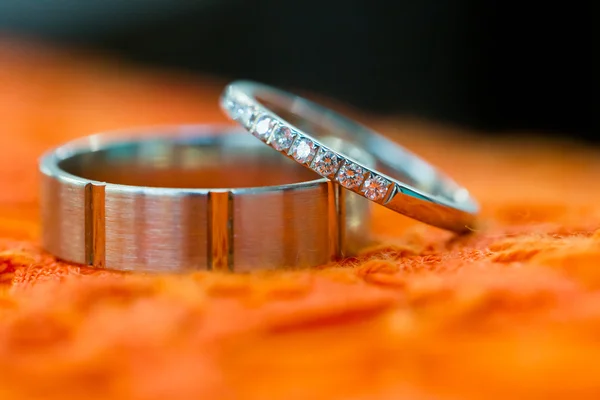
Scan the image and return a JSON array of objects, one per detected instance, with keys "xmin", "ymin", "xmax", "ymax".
[{"xmin": 2, "ymin": 40, "xmax": 600, "ymax": 400}]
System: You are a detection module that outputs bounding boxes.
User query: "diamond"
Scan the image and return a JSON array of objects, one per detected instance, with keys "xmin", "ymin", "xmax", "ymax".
[
  {"xmin": 240, "ymin": 106, "xmax": 257, "ymax": 128},
  {"xmin": 224, "ymin": 99, "xmax": 238, "ymax": 114},
  {"xmin": 313, "ymin": 148, "xmax": 340, "ymax": 176},
  {"xmin": 336, "ymin": 162, "xmax": 365, "ymax": 189},
  {"xmin": 252, "ymin": 115, "xmax": 274, "ymax": 140},
  {"xmin": 226, "ymin": 100, "xmax": 250, "ymax": 125},
  {"xmin": 226, "ymin": 100, "xmax": 241, "ymax": 118},
  {"xmin": 362, "ymin": 174, "xmax": 390, "ymax": 201},
  {"xmin": 271, "ymin": 125, "xmax": 295, "ymax": 151},
  {"xmin": 290, "ymin": 137, "xmax": 316, "ymax": 164}
]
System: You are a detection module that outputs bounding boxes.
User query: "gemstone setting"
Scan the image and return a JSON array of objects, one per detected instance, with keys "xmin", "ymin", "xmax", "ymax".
[
  {"xmin": 242, "ymin": 106, "xmax": 258, "ymax": 128},
  {"xmin": 271, "ymin": 125, "xmax": 295, "ymax": 151},
  {"xmin": 336, "ymin": 162, "xmax": 365, "ymax": 189},
  {"xmin": 362, "ymin": 174, "xmax": 390, "ymax": 201},
  {"xmin": 252, "ymin": 115, "xmax": 274, "ymax": 141},
  {"xmin": 289, "ymin": 137, "xmax": 316, "ymax": 164},
  {"xmin": 312, "ymin": 148, "xmax": 340, "ymax": 176},
  {"xmin": 227, "ymin": 101, "xmax": 243, "ymax": 119},
  {"xmin": 225, "ymin": 99, "xmax": 253, "ymax": 127}
]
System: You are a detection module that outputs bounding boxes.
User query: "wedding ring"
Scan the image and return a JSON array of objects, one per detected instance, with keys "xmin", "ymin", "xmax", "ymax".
[
  {"xmin": 39, "ymin": 126, "xmax": 371, "ymax": 272},
  {"xmin": 220, "ymin": 81, "xmax": 479, "ymax": 233}
]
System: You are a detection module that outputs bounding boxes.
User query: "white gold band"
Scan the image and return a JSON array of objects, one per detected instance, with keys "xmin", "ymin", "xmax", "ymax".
[{"xmin": 221, "ymin": 81, "xmax": 479, "ymax": 233}]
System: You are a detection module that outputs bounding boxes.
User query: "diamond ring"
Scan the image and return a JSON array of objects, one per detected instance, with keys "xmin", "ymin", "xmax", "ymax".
[
  {"xmin": 220, "ymin": 81, "xmax": 479, "ymax": 233},
  {"xmin": 39, "ymin": 125, "xmax": 371, "ymax": 272}
]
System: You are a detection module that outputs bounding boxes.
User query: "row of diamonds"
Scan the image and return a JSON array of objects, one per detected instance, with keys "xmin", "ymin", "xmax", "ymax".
[
  {"xmin": 225, "ymin": 95, "xmax": 393, "ymax": 203},
  {"xmin": 320, "ymin": 152, "xmax": 391, "ymax": 202}
]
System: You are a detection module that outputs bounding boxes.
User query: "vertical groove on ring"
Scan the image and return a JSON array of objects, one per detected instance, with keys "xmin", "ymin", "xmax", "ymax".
[
  {"xmin": 207, "ymin": 191, "xmax": 234, "ymax": 272},
  {"xmin": 282, "ymin": 188, "xmax": 295, "ymax": 266},
  {"xmin": 84, "ymin": 183, "xmax": 106, "ymax": 268},
  {"xmin": 328, "ymin": 182, "xmax": 343, "ymax": 259}
]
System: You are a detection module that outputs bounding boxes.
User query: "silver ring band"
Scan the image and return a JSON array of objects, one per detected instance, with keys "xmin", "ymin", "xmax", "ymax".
[
  {"xmin": 221, "ymin": 81, "xmax": 479, "ymax": 233},
  {"xmin": 39, "ymin": 125, "xmax": 371, "ymax": 272}
]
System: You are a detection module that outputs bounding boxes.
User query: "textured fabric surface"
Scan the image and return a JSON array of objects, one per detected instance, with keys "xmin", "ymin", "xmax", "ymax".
[{"xmin": 2, "ymin": 41, "xmax": 600, "ymax": 400}]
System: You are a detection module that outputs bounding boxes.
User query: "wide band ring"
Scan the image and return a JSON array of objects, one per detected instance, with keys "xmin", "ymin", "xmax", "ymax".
[
  {"xmin": 221, "ymin": 81, "xmax": 479, "ymax": 233},
  {"xmin": 39, "ymin": 125, "xmax": 371, "ymax": 272}
]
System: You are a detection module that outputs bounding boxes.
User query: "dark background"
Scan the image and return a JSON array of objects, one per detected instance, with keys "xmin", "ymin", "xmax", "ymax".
[{"xmin": 0, "ymin": 0, "xmax": 595, "ymax": 140}]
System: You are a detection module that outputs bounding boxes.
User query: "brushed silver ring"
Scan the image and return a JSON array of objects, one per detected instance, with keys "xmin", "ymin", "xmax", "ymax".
[
  {"xmin": 39, "ymin": 125, "xmax": 371, "ymax": 272},
  {"xmin": 221, "ymin": 80, "xmax": 479, "ymax": 233}
]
